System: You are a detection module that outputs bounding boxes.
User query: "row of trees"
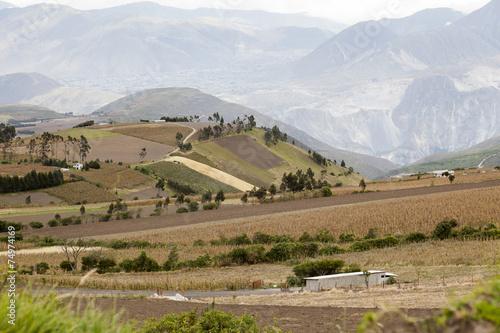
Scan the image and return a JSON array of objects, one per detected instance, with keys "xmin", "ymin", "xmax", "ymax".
[
  {"xmin": 0, "ymin": 169, "xmax": 64, "ymax": 193},
  {"xmin": 28, "ymin": 133, "xmax": 91, "ymax": 163},
  {"xmin": 199, "ymin": 114, "xmax": 256, "ymax": 141},
  {"xmin": 263, "ymin": 125, "xmax": 288, "ymax": 146},
  {"xmin": 281, "ymin": 168, "xmax": 329, "ymax": 193}
]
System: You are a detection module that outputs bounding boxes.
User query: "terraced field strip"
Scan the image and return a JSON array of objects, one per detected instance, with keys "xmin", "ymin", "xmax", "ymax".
[
  {"xmin": 163, "ymin": 156, "xmax": 254, "ymax": 192},
  {"xmin": 21, "ymin": 179, "xmax": 500, "ymax": 240}
]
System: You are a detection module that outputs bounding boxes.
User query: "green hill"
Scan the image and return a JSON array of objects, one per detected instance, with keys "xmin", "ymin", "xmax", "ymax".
[{"xmin": 180, "ymin": 127, "xmax": 366, "ymax": 188}]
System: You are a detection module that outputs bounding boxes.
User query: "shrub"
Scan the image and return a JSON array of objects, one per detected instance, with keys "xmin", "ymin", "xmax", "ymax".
[
  {"xmin": 298, "ymin": 232, "xmax": 313, "ymax": 243},
  {"xmin": 339, "ymin": 233, "xmax": 356, "ymax": 243},
  {"xmin": 314, "ymin": 229, "xmax": 336, "ymax": 243},
  {"xmin": 286, "ymin": 275, "xmax": 304, "ymax": 287},
  {"xmin": 0, "ymin": 221, "xmax": 23, "ymax": 232},
  {"xmin": 29, "ymin": 222, "xmax": 44, "ymax": 229},
  {"xmin": 97, "ymin": 258, "xmax": 117, "ymax": 274},
  {"xmin": 319, "ymin": 244, "xmax": 346, "ymax": 255},
  {"xmin": 59, "ymin": 260, "xmax": 74, "ymax": 272},
  {"xmin": 404, "ymin": 232, "xmax": 427, "ymax": 243},
  {"xmin": 35, "ymin": 262, "xmax": 49, "ymax": 274},
  {"xmin": 177, "ymin": 254, "xmax": 212, "ymax": 269},
  {"xmin": 163, "ymin": 244, "xmax": 179, "ymax": 271},
  {"xmin": 292, "ymin": 259, "xmax": 345, "ymax": 280},
  {"xmin": 188, "ymin": 201, "xmax": 199, "ymax": 212},
  {"xmin": 59, "ymin": 217, "xmax": 72, "ymax": 226},
  {"xmin": 349, "ymin": 236, "xmax": 400, "ymax": 252},
  {"xmin": 227, "ymin": 248, "xmax": 249, "ymax": 265},
  {"xmin": 193, "ymin": 239, "xmax": 206, "ymax": 247},
  {"xmin": 47, "ymin": 219, "xmax": 58, "ymax": 227},
  {"xmin": 432, "ymin": 218, "xmax": 458, "ymax": 240},
  {"xmin": 227, "ymin": 233, "xmax": 252, "ymax": 246},
  {"xmin": 129, "ymin": 240, "xmax": 152, "ymax": 248},
  {"xmin": 119, "ymin": 251, "xmax": 160, "ymax": 273},
  {"xmin": 140, "ymin": 309, "xmax": 281, "ymax": 333},
  {"xmin": 252, "ymin": 231, "xmax": 273, "ymax": 244},
  {"xmin": 109, "ymin": 239, "xmax": 129, "ymax": 249},
  {"xmin": 320, "ymin": 186, "xmax": 332, "ymax": 197},
  {"xmin": 176, "ymin": 207, "xmax": 188, "ymax": 214},
  {"xmin": 203, "ymin": 203, "xmax": 218, "ymax": 210}
]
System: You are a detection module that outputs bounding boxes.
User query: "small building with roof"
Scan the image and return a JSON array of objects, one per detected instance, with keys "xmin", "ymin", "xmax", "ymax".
[{"xmin": 304, "ymin": 270, "xmax": 397, "ymax": 291}]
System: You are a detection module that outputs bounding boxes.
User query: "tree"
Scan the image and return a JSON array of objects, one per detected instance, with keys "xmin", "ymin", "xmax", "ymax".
[
  {"xmin": 25, "ymin": 195, "xmax": 31, "ymax": 205},
  {"xmin": 139, "ymin": 147, "xmax": 147, "ymax": 160},
  {"xmin": 201, "ymin": 190, "xmax": 212, "ymax": 203},
  {"xmin": 61, "ymin": 238, "xmax": 87, "ymax": 273},
  {"xmin": 240, "ymin": 193, "xmax": 248, "ymax": 203},
  {"xmin": 359, "ymin": 179, "xmax": 366, "ymax": 191},
  {"xmin": 341, "ymin": 160, "xmax": 346, "ymax": 168},
  {"xmin": 80, "ymin": 205, "xmax": 86, "ymax": 215},
  {"xmin": 78, "ymin": 135, "xmax": 91, "ymax": 162},
  {"xmin": 0, "ymin": 123, "xmax": 16, "ymax": 161},
  {"xmin": 155, "ymin": 178, "xmax": 164, "ymax": 196},
  {"xmin": 176, "ymin": 132, "xmax": 183, "ymax": 143},
  {"xmin": 215, "ymin": 190, "xmax": 225, "ymax": 206},
  {"xmin": 449, "ymin": 175, "xmax": 455, "ymax": 184},
  {"xmin": 269, "ymin": 184, "xmax": 277, "ymax": 196}
]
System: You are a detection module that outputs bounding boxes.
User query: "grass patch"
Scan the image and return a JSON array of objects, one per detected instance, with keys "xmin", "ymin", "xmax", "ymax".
[{"xmin": 149, "ymin": 161, "xmax": 239, "ymax": 194}]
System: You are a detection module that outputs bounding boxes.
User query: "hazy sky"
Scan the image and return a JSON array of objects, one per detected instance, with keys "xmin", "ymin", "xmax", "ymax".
[{"xmin": 6, "ymin": 0, "xmax": 491, "ymax": 25}]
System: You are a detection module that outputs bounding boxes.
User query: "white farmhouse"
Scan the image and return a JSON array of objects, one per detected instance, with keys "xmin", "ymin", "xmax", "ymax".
[
  {"xmin": 73, "ymin": 163, "xmax": 84, "ymax": 170},
  {"xmin": 432, "ymin": 170, "xmax": 454, "ymax": 177},
  {"xmin": 304, "ymin": 271, "xmax": 397, "ymax": 291}
]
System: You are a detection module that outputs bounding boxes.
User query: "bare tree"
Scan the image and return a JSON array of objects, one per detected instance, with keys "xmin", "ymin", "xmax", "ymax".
[
  {"xmin": 61, "ymin": 238, "xmax": 88, "ymax": 274},
  {"xmin": 139, "ymin": 147, "xmax": 147, "ymax": 160}
]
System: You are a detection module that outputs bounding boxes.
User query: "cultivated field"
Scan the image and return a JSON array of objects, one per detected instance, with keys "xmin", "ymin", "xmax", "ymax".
[
  {"xmin": 0, "ymin": 164, "xmax": 58, "ymax": 176},
  {"xmin": 80, "ymin": 163, "xmax": 154, "ymax": 190},
  {"xmin": 44, "ymin": 181, "xmax": 119, "ymax": 204},
  {"xmin": 0, "ymin": 192, "xmax": 62, "ymax": 206},
  {"xmin": 107, "ymin": 123, "xmax": 193, "ymax": 146},
  {"xmin": 149, "ymin": 161, "xmax": 240, "ymax": 194}
]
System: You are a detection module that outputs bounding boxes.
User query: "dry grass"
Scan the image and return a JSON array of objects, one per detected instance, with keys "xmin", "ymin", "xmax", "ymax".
[
  {"xmin": 108, "ymin": 123, "xmax": 192, "ymax": 146},
  {"xmin": 115, "ymin": 186, "xmax": 500, "ymax": 245},
  {"xmin": 330, "ymin": 168, "xmax": 500, "ymax": 196},
  {"xmin": 80, "ymin": 164, "xmax": 154, "ymax": 190},
  {"xmin": 45, "ymin": 181, "xmax": 119, "ymax": 204}
]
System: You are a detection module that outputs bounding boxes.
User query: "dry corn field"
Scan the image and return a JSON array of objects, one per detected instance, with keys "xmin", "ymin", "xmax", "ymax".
[
  {"xmin": 80, "ymin": 164, "xmax": 154, "ymax": 190},
  {"xmin": 116, "ymin": 186, "xmax": 500, "ymax": 245},
  {"xmin": 107, "ymin": 123, "xmax": 193, "ymax": 146}
]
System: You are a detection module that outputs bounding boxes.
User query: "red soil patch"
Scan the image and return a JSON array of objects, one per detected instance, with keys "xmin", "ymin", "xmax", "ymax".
[
  {"xmin": 213, "ymin": 135, "xmax": 283, "ymax": 170},
  {"xmin": 85, "ymin": 136, "xmax": 173, "ymax": 163}
]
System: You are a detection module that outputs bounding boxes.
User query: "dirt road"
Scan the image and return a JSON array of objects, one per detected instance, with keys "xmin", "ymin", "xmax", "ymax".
[{"xmin": 20, "ymin": 179, "xmax": 500, "ymax": 240}]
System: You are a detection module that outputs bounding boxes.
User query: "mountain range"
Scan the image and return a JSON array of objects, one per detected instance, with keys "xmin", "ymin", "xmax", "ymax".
[{"xmin": 0, "ymin": 1, "xmax": 499, "ymax": 170}]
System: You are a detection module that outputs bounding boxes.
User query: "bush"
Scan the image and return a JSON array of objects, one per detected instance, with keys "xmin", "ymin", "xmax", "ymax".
[
  {"xmin": 188, "ymin": 201, "xmax": 199, "ymax": 212},
  {"xmin": 265, "ymin": 242, "xmax": 309, "ymax": 262},
  {"xmin": 35, "ymin": 262, "xmax": 49, "ymax": 274},
  {"xmin": 193, "ymin": 239, "xmax": 206, "ymax": 247},
  {"xmin": 319, "ymin": 244, "xmax": 346, "ymax": 255},
  {"xmin": 59, "ymin": 260, "xmax": 74, "ymax": 272},
  {"xmin": 314, "ymin": 229, "xmax": 336, "ymax": 243},
  {"xmin": 203, "ymin": 203, "xmax": 218, "ymax": 210},
  {"xmin": 177, "ymin": 254, "xmax": 212, "ymax": 269},
  {"xmin": 339, "ymin": 233, "xmax": 356, "ymax": 243},
  {"xmin": 0, "ymin": 221, "xmax": 23, "ymax": 232},
  {"xmin": 176, "ymin": 207, "xmax": 188, "ymax": 214},
  {"xmin": 227, "ymin": 233, "xmax": 252, "ymax": 246},
  {"xmin": 140, "ymin": 309, "xmax": 282, "ymax": 333},
  {"xmin": 97, "ymin": 258, "xmax": 117, "ymax": 274},
  {"xmin": 59, "ymin": 217, "xmax": 72, "ymax": 226},
  {"xmin": 252, "ymin": 231, "xmax": 273, "ymax": 244},
  {"xmin": 432, "ymin": 218, "xmax": 458, "ymax": 240},
  {"xmin": 29, "ymin": 221, "xmax": 44, "ymax": 229},
  {"xmin": 119, "ymin": 251, "xmax": 160, "ymax": 273},
  {"xmin": 349, "ymin": 236, "xmax": 400, "ymax": 252},
  {"xmin": 292, "ymin": 259, "xmax": 345, "ymax": 280},
  {"xmin": 47, "ymin": 219, "xmax": 58, "ymax": 227},
  {"xmin": 320, "ymin": 186, "xmax": 332, "ymax": 197},
  {"xmin": 286, "ymin": 275, "xmax": 304, "ymax": 287},
  {"xmin": 109, "ymin": 239, "xmax": 129, "ymax": 249},
  {"xmin": 404, "ymin": 232, "xmax": 427, "ymax": 243}
]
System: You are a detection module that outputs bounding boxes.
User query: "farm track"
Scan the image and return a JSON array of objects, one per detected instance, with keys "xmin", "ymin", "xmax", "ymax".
[{"xmin": 22, "ymin": 179, "xmax": 500, "ymax": 239}]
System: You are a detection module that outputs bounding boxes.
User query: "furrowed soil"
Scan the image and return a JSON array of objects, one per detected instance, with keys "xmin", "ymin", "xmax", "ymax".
[
  {"xmin": 20, "ymin": 179, "xmax": 500, "ymax": 239},
  {"xmin": 72, "ymin": 297, "xmax": 440, "ymax": 333}
]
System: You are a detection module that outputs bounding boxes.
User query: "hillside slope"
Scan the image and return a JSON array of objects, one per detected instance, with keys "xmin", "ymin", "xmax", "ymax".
[
  {"xmin": 381, "ymin": 135, "xmax": 500, "ymax": 178},
  {"xmin": 0, "ymin": 104, "xmax": 63, "ymax": 122},
  {"xmin": 182, "ymin": 128, "xmax": 366, "ymax": 188},
  {"xmin": 93, "ymin": 87, "xmax": 397, "ymax": 178}
]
